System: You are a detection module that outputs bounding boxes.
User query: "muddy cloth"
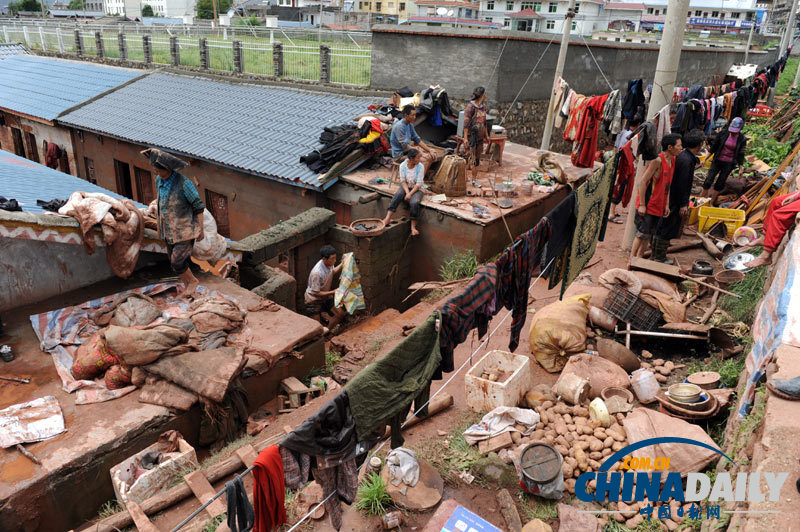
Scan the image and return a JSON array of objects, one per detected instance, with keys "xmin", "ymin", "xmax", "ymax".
[
  {"xmin": 280, "ymin": 446, "xmax": 311, "ymax": 490},
  {"xmin": 166, "ymin": 240, "xmax": 194, "ymax": 274},
  {"xmin": 36, "ymin": 198, "xmax": 66, "ymax": 212},
  {"xmin": 93, "ymin": 293, "xmax": 161, "ymax": 327},
  {"xmin": 439, "ymin": 268, "xmax": 497, "ymax": 374},
  {"xmin": 189, "ymin": 297, "xmax": 245, "ymax": 334},
  {"xmin": 157, "ymin": 429, "xmax": 182, "ymax": 453},
  {"xmin": 312, "ymin": 458, "xmax": 358, "ymax": 531},
  {"xmin": 571, "ymin": 93, "xmax": 610, "ymax": 169},
  {"xmin": 622, "ymin": 79, "xmax": 644, "ymax": 120},
  {"xmin": 0, "ymin": 196, "xmax": 21, "ymax": 211},
  {"xmin": 103, "ymin": 322, "xmax": 192, "ymax": 366},
  {"xmin": 138, "ymin": 378, "xmax": 199, "ymax": 410},
  {"xmin": 543, "ymin": 192, "xmax": 577, "ymax": 290},
  {"xmin": 58, "ymin": 191, "xmax": 144, "ymax": 278},
  {"xmin": 611, "ymin": 143, "xmax": 635, "ymax": 207},
  {"xmin": 157, "ymin": 172, "xmax": 204, "ymax": 245},
  {"xmin": 145, "ymin": 346, "xmax": 245, "ymax": 403},
  {"xmin": 252, "ymin": 445, "xmax": 286, "ymax": 532},
  {"xmin": 634, "ymin": 121, "xmax": 659, "ymax": 161},
  {"xmin": 45, "ymin": 142, "xmax": 61, "ymax": 169},
  {"xmin": 300, "ymin": 125, "xmax": 360, "ymax": 174},
  {"xmin": 344, "ymin": 311, "xmax": 442, "ymax": 441},
  {"xmin": 226, "ymin": 476, "xmax": 255, "ymax": 532},
  {"xmin": 141, "ymin": 148, "xmax": 188, "ymax": 173},
  {"xmin": 495, "ymin": 217, "xmax": 551, "ymax": 351},
  {"xmin": 561, "ymin": 155, "xmax": 616, "ymax": 296},
  {"xmin": 280, "ymin": 392, "xmax": 359, "ymax": 458},
  {"xmin": 199, "ymin": 379, "xmax": 249, "ymax": 446}
]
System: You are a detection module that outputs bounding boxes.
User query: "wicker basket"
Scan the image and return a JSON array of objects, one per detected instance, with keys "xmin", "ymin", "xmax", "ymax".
[
  {"xmin": 602, "ymin": 285, "xmax": 662, "ymax": 331},
  {"xmin": 431, "ymin": 155, "xmax": 467, "ymax": 197}
]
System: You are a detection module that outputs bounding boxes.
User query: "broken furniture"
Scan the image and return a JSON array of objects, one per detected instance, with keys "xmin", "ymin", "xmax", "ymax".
[{"xmin": 279, "ymin": 376, "xmax": 323, "ymax": 411}]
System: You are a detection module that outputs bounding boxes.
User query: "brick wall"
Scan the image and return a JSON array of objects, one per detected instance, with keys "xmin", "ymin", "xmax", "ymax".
[{"xmin": 0, "ymin": 113, "xmax": 78, "ymax": 175}]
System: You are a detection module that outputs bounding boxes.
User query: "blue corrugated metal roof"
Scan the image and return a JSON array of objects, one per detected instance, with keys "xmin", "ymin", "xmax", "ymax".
[
  {"xmin": 0, "ymin": 149, "xmax": 142, "ymax": 214},
  {"xmin": 0, "ymin": 43, "xmax": 30, "ymax": 60},
  {"xmin": 58, "ymin": 72, "xmax": 377, "ymax": 190},
  {"xmin": 0, "ymin": 55, "xmax": 141, "ymax": 121}
]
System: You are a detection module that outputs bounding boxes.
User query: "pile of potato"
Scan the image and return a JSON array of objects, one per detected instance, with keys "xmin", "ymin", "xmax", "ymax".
[
  {"xmin": 606, "ymin": 499, "xmax": 697, "ymax": 531},
  {"xmin": 640, "ymin": 354, "xmax": 684, "ymax": 384}
]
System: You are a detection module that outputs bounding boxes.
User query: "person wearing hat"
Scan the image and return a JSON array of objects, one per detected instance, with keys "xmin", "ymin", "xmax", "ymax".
[
  {"xmin": 142, "ymin": 148, "xmax": 205, "ymax": 296},
  {"xmin": 702, "ymin": 117, "xmax": 747, "ymax": 206},
  {"xmin": 464, "ymin": 86, "xmax": 488, "ymax": 182}
]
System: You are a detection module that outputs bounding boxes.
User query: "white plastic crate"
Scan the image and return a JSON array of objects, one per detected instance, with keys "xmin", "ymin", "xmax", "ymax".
[{"xmin": 465, "ymin": 350, "xmax": 532, "ymax": 413}]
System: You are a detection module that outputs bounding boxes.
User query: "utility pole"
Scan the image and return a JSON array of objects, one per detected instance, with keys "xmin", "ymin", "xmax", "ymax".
[
  {"xmin": 781, "ymin": 0, "xmax": 798, "ymax": 56},
  {"xmin": 744, "ymin": 14, "xmax": 755, "ymax": 63},
  {"xmin": 622, "ymin": 0, "xmax": 691, "ymax": 250},
  {"xmin": 318, "ymin": 0, "xmax": 323, "ymax": 43},
  {"xmin": 212, "ymin": 0, "xmax": 219, "ymax": 36},
  {"xmin": 540, "ymin": 0, "xmax": 576, "ymax": 151}
]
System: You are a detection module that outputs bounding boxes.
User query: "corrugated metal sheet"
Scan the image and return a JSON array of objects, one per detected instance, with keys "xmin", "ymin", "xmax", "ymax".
[
  {"xmin": 0, "ymin": 55, "xmax": 140, "ymax": 121},
  {"xmin": 58, "ymin": 73, "xmax": 378, "ymax": 190},
  {"xmin": 0, "ymin": 149, "xmax": 141, "ymax": 213},
  {"xmin": 0, "ymin": 43, "xmax": 30, "ymax": 60}
]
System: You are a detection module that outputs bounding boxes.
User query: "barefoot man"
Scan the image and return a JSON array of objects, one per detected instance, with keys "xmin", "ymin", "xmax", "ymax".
[
  {"xmin": 744, "ymin": 191, "xmax": 800, "ymax": 268},
  {"xmin": 382, "ymin": 148, "xmax": 425, "ymax": 236},
  {"xmin": 143, "ymin": 148, "xmax": 204, "ymax": 296}
]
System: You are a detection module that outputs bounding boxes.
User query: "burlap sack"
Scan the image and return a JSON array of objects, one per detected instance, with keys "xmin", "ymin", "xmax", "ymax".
[
  {"xmin": 558, "ymin": 353, "xmax": 630, "ymax": 399},
  {"xmin": 528, "ymin": 294, "xmax": 590, "ymax": 373}
]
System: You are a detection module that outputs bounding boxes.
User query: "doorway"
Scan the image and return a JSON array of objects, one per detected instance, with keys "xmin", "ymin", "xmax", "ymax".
[{"xmin": 113, "ymin": 159, "xmax": 134, "ymax": 199}]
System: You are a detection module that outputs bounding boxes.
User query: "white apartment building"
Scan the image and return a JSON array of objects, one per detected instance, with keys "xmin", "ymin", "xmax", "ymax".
[
  {"xmin": 478, "ymin": 0, "xmax": 644, "ymax": 35},
  {"xmin": 616, "ymin": 0, "xmax": 762, "ymax": 33},
  {"xmin": 104, "ymin": 0, "xmax": 196, "ymax": 17}
]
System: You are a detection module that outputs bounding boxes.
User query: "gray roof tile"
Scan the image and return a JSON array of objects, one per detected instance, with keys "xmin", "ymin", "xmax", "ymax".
[
  {"xmin": 57, "ymin": 72, "xmax": 378, "ymax": 190},
  {"xmin": 0, "ymin": 42, "xmax": 30, "ymax": 60}
]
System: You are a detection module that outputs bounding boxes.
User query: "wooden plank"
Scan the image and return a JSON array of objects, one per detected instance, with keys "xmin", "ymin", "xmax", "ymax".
[
  {"xmin": 478, "ymin": 432, "xmax": 513, "ymax": 454},
  {"xmin": 184, "ymin": 470, "xmax": 226, "ymax": 518},
  {"xmin": 281, "ymin": 376, "xmax": 312, "ymax": 394},
  {"xmin": 126, "ymin": 501, "xmax": 161, "ymax": 532},
  {"xmin": 234, "ymin": 444, "xmax": 259, "ymax": 468},
  {"xmin": 629, "ymin": 256, "xmax": 682, "ymax": 279}
]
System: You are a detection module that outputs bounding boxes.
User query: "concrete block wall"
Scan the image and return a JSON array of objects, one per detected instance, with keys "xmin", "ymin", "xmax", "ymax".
[
  {"xmin": 371, "ymin": 25, "xmax": 780, "ymax": 102},
  {"xmin": 241, "ymin": 263, "xmax": 297, "ymax": 310}
]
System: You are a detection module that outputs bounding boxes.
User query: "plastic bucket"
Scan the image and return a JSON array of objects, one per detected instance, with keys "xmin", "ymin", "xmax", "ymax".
[
  {"xmin": 556, "ymin": 372, "xmax": 590, "ymax": 405},
  {"xmin": 630, "ymin": 369, "xmax": 659, "ymax": 404}
]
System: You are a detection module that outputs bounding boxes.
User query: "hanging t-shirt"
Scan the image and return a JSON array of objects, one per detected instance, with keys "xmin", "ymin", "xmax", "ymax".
[{"xmin": 615, "ymin": 129, "xmax": 632, "ymax": 150}]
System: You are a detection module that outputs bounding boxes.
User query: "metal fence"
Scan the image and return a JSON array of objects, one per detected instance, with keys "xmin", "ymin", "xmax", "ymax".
[{"xmin": 0, "ymin": 20, "xmax": 372, "ymax": 86}]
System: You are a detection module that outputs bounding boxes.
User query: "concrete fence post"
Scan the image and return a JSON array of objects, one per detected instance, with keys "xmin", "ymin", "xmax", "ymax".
[
  {"xmin": 223, "ymin": 27, "xmax": 227, "ymax": 40},
  {"xmin": 74, "ymin": 29, "xmax": 83, "ymax": 56},
  {"xmin": 233, "ymin": 39, "xmax": 243, "ymax": 73},
  {"xmin": 56, "ymin": 27, "xmax": 64, "ymax": 52},
  {"xmin": 170, "ymin": 35, "xmax": 180, "ymax": 66},
  {"xmin": 142, "ymin": 34, "xmax": 152, "ymax": 64},
  {"xmin": 118, "ymin": 32, "xmax": 127, "ymax": 59},
  {"xmin": 38, "ymin": 26, "xmax": 47, "ymax": 52},
  {"xmin": 199, "ymin": 37, "xmax": 209, "ymax": 69},
  {"xmin": 319, "ymin": 44, "xmax": 330, "ymax": 83},
  {"xmin": 22, "ymin": 26, "xmax": 30, "ymax": 48},
  {"xmin": 2, "ymin": 26, "xmax": 8, "ymax": 43},
  {"xmin": 273, "ymin": 42, "xmax": 283, "ymax": 77},
  {"xmin": 95, "ymin": 31, "xmax": 104, "ymax": 58}
]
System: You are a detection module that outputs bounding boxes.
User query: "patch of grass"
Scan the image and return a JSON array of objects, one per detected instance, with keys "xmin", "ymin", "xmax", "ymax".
[
  {"xmin": 440, "ymin": 249, "xmax": 479, "ymax": 282},
  {"xmin": 731, "ymin": 385, "xmax": 767, "ymax": 460},
  {"xmin": 604, "ymin": 522, "xmax": 632, "ymax": 532},
  {"xmin": 777, "ymin": 56, "xmax": 799, "ymax": 96},
  {"xmin": 719, "ymin": 266, "xmax": 768, "ymax": 324},
  {"xmin": 201, "ymin": 434, "xmax": 255, "ymax": 470},
  {"xmin": 635, "ymin": 519, "xmax": 663, "ymax": 532},
  {"xmin": 517, "ymin": 495, "xmax": 559, "ymax": 522},
  {"xmin": 422, "ymin": 286, "xmax": 455, "ymax": 303},
  {"xmin": 686, "ymin": 356, "xmax": 745, "ymax": 389},
  {"xmin": 412, "ymin": 412, "xmax": 483, "ymax": 484},
  {"xmin": 201, "ymin": 514, "xmax": 226, "ymax": 532},
  {"xmin": 677, "ymin": 519, "xmax": 702, "ymax": 531},
  {"xmin": 96, "ymin": 500, "xmax": 123, "ymax": 520},
  {"xmin": 355, "ymin": 472, "xmax": 392, "ymax": 516}
]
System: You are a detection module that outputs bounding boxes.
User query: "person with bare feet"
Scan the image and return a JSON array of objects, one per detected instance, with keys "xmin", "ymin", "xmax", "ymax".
[
  {"xmin": 744, "ymin": 191, "xmax": 800, "ymax": 268},
  {"xmin": 382, "ymin": 148, "xmax": 425, "ymax": 236},
  {"xmin": 305, "ymin": 245, "xmax": 347, "ymax": 332},
  {"xmin": 143, "ymin": 148, "xmax": 204, "ymax": 297}
]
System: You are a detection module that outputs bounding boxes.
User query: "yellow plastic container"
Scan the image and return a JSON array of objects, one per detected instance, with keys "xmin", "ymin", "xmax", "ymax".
[
  {"xmin": 688, "ymin": 196, "xmax": 711, "ymax": 226},
  {"xmin": 697, "ymin": 206, "xmax": 746, "ymax": 238}
]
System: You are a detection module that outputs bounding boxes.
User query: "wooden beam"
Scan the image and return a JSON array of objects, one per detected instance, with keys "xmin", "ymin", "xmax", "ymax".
[{"xmin": 184, "ymin": 471, "xmax": 227, "ymax": 519}]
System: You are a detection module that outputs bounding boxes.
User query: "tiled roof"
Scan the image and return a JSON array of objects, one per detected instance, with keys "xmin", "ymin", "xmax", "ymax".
[
  {"xmin": 510, "ymin": 8, "xmax": 544, "ymax": 17},
  {"xmin": 48, "ymin": 9, "xmax": 105, "ymax": 17},
  {"xmin": 0, "ymin": 42, "xmax": 29, "ymax": 60},
  {"xmin": 0, "ymin": 55, "xmax": 141, "ymax": 122},
  {"xmin": 58, "ymin": 73, "xmax": 378, "ymax": 191},
  {"xmin": 0, "ymin": 149, "xmax": 141, "ymax": 214}
]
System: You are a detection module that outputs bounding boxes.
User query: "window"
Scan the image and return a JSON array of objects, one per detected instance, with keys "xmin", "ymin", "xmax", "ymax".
[
  {"xmin": 654, "ymin": 9, "xmax": 659, "ymax": 15},
  {"xmin": 400, "ymin": 2, "xmax": 405, "ymax": 9},
  {"xmin": 731, "ymin": 12, "xmax": 740, "ymax": 19},
  {"xmin": 24, "ymin": 132, "xmax": 38, "ymax": 163},
  {"xmin": 487, "ymin": 0, "xmax": 495, "ymax": 9},
  {"xmin": 746, "ymin": 11, "xmax": 753, "ymax": 20},
  {"xmin": 703, "ymin": 12, "xmax": 708, "ymax": 17},
  {"xmin": 695, "ymin": 10, "xmax": 701, "ymax": 16},
  {"xmin": 113, "ymin": 159, "xmax": 133, "ymax": 199},
  {"xmin": 507, "ymin": 1, "xmax": 514, "ymax": 10},
  {"xmin": 58, "ymin": 149, "xmax": 70, "ymax": 175},
  {"xmin": 521, "ymin": 1, "xmax": 533, "ymax": 8},
  {"xmin": 134, "ymin": 167, "xmax": 155, "ymax": 204},
  {"xmin": 711, "ymin": 10, "xmax": 719, "ymax": 17},
  {"xmin": 375, "ymin": 2, "xmax": 381, "ymax": 9},
  {"xmin": 84, "ymin": 157, "xmax": 96, "ymax": 184},
  {"xmin": 546, "ymin": 19, "xmax": 554, "ymax": 28},
  {"xmin": 548, "ymin": 2, "xmax": 556, "ymax": 12},
  {"xmin": 573, "ymin": 4, "xmax": 578, "ymax": 13},
  {"xmin": 504, "ymin": 17, "xmax": 510, "ymax": 25},
  {"xmin": 571, "ymin": 21, "xmax": 576, "ymax": 30},
  {"xmin": 647, "ymin": 7, "xmax": 653, "ymax": 14},
  {"xmin": 205, "ymin": 190, "xmax": 230, "ymax": 238},
  {"xmin": 10, "ymin": 127, "xmax": 25, "ymax": 157}
]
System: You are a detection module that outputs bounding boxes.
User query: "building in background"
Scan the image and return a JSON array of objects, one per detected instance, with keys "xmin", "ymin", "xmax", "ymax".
[
  {"xmin": 478, "ymin": 0, "xmax": 643, "ymax": 35},
  {"xmin": 355, "ymin": 0, "xmax": 408, "ymax": 24},
  {"xmin": 104, "ymin": 0, "xmax": 196, "ymax": 17},
  {"xmin": 407, "ymin": 0, "xmax": 499, "ymax": 27},
  {"xmin": 619, "ymin": 0, "xmax": 761, "ymax": 34}
]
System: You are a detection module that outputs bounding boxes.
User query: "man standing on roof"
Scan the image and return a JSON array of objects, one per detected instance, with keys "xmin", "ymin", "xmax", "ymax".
[{"xmin": 142, "ymin": 148, "xmax": 204, "ymax": 297}]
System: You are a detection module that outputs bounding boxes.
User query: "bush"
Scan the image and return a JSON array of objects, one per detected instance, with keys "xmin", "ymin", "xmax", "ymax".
[
  {"xmin": 440, "ymin": 249, "xmax": 479, "ymax": 282},
  {"xmin": 355, "ymin": 472, "xmax": 392, "ymax": 515}
]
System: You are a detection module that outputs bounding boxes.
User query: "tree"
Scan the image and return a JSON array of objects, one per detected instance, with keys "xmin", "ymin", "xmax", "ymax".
[
  {"xmin": 67, "ymin": 0, "xmax": 85, "ymax": 9},
  {"xmin": 195, "ymin": 0, "xmax": 231, "ymax": 19},
  {"xmin": 141, "ymin": 4, "xmax": 154, "ymax": 16},
  {"xmin": 13, "ymin": 0, "xmax": 43, "ymax": 11}
]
